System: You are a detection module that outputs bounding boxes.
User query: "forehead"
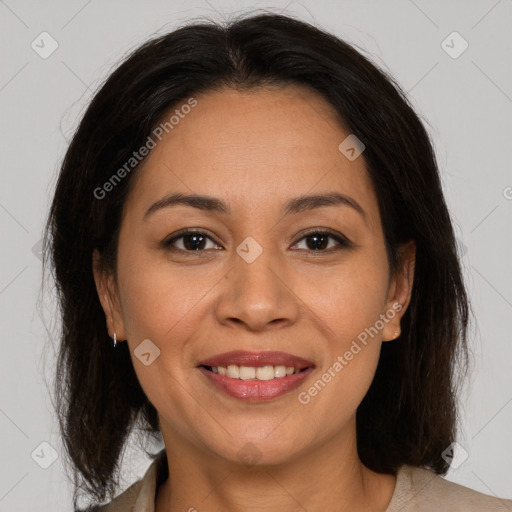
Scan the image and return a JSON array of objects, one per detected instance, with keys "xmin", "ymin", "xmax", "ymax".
[{"xmin": 126, "ymin": 85, "xmax": 379, "ymax": 227}]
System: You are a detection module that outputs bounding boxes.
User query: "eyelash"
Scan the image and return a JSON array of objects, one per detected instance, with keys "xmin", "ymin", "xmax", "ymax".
[{"xmin": 161, "ymin": 228, "xmax": 352, "ymax": 255}]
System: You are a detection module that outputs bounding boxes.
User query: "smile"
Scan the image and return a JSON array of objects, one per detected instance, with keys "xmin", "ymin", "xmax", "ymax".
[{"xmin": 197, "ymin": 351, "xmax": 315, "ymax": 401}]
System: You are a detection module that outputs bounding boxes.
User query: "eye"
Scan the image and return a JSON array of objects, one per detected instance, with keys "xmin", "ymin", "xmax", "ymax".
[
  {"xmin": 162, "ymin": 228, "xmax": 351, "ymax": 254},
  {"xmin": 291, "ymin": 230, "xmax": 351, "ymax": 252},
  {"xmin": 162, "ymin": 229, "xmax": 221, "ymax": 252}
]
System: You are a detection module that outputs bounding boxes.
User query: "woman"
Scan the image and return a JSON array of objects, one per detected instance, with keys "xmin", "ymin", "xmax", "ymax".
[{"xmin": 44, "ymin": 12, "xmax": 512, "ymax": 512}]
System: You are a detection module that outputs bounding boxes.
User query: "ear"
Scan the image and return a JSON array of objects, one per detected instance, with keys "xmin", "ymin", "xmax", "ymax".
[
  {"xmin": 92, "ymin": 249, "xmax": 127, "ymax": 342},
  {"xmin": 382, "ymin": 240, "xmax": 416, "ymax": 342}
]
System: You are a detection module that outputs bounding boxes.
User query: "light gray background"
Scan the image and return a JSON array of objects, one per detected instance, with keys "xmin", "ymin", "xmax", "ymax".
[{"xmin": 1, "ymin": 0, "xmax": 511, "ymax": 510}]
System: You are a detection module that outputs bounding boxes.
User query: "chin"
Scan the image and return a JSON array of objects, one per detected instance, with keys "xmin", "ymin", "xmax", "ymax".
[{"xmin": 206, "ymin": 432, "xmax": 308, "ymax": 468}]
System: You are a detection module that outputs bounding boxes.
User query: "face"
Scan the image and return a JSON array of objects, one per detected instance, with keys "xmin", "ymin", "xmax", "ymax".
[{"xmin": 94, "ymin": 85, "xmax": 414, "ymax": 466}]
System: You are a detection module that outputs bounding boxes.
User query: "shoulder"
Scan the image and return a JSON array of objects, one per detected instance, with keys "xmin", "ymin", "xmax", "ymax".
[
  {"xmin": 96, "ymin": 478, "xmax": 146, "ymax": 512},
  {"xmin": 387, "ymin": 464, "xmax": 512, "ymax": 512},
  {"xmin": 95, "ymin": 450, "xmax": 167, "ymax": 512}
]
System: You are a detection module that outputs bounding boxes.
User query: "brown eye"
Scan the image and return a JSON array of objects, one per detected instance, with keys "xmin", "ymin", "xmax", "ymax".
[
  {"xmin": 162, "ymin": 229, "xmax": 221, "ymax": 252},
  {"xmin": 291, "ymin": 230, "xmax": 351, "ymax": 252}
]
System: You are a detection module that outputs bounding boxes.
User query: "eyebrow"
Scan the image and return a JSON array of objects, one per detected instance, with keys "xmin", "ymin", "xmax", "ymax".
[{"xmin": 144, "ymin": 192, "xmax": 366, "ymax": 221}]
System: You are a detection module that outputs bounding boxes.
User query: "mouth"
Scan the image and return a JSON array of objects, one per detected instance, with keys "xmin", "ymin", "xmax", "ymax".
[{"xmin": 197, "ymin": 351, "xmax": 315, "ymax": 401}]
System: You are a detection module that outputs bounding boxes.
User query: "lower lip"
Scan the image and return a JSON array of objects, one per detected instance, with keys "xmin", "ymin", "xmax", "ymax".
[{"xmin": 198, "ymin": 366, "xmax": 314, "ymax": 401}]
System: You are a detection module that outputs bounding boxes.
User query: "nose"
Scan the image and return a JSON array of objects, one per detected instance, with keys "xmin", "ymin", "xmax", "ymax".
[{"xmin": 214, "ymin": 240, "xmax": 300, "ymax": 332}]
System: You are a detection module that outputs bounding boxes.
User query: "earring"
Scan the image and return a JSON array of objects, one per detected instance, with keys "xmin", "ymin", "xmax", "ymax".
[
  {"xmin": 109, "ymin": 315, "xmax": 118, "ymax": 348},
  {"xmin": 392, "ymin": 327, "xmax": 401, "ymax": 340}
]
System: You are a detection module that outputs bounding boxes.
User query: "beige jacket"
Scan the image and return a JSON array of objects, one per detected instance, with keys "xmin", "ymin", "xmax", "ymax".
[{"xmin": 99, "ymin": 450, "xmax": 512, "ymax": 511}]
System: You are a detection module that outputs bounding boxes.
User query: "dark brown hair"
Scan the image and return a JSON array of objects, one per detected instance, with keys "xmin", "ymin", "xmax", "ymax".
[{"xmin": 43, "ymin": 11, "xmax": 470, "ymax": 510}]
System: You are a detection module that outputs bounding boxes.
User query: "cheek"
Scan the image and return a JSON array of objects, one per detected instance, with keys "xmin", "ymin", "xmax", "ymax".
[
  {"xmin": 116, "ymin": 251, "xmax": 210, "ymax": 344},
  {"xmin": 297, "ymin": 286, "xmax": 386, "ymax": 441},
  {"xmin": 296, "ymin": 252, "xmax": 389, "ymax": 408},
  {"xmin": 304, "ymin": 253, "xmax": 390, "ymax": 346},
  {"xmin": 114, "ymin": 247, "xmax": 227, "ymax": 409},
  {"xmin": 114, "ymin": 259, "xmax": 208, "ymax": 416}
]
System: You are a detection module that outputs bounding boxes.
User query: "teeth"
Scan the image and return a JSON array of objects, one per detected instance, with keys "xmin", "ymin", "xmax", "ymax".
[
  {"xmin": 209, "ymin": 364, "xmax": 303, "ymax": 380},
  {"xmin": 227, "ymin": 365, "xmax": 240, "ymax": 378},
  {"xmin": 256, "ymin": 366, "xmax": 275, "ymax": 380},
  {"xmin": 239, "ymin": 366, "xmax": 256, "ymax": 380}
]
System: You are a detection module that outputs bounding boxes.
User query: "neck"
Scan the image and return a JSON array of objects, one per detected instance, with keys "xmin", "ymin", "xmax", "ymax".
[{"xmin": 155, "ymin": 418, "xmax": 396, "ymax": 512}]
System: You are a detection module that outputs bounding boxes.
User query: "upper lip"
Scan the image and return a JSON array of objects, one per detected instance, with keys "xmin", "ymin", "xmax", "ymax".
[{"xmin": 197, "ymin": 350, "xmax": 315, "ymax": 370}]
